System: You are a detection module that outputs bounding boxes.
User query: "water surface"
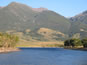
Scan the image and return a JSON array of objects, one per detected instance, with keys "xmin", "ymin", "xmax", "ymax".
[{"xmin": 0, "ymin": 48, "xmax": 87, "ymax": 65}]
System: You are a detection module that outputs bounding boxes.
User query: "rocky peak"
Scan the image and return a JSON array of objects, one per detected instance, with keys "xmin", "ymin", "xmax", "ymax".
[
  {"xmin": 7, "ymin": 2, "xmax": 32, "ymax": 8},
  {"xmin": 83, "ymin": 10, "xmax": 87, "ymax": 14},
  {"xmin": 32, "ymin": 7, "xmax": 48, "ymax": 12},
  {"xmin": 8, "ymin": 2, "xmax": 22, "ymax": 6},
  {"xmin": 5, "ymin": 2, "xmax": 48, "ymax": 12},
  {"xmin": 70, "ymin": 10, "xmax": 87, "ymax": 22}
]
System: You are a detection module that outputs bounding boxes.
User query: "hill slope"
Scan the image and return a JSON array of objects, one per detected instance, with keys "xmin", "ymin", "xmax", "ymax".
[
  {"xmin": 69, "ymin": 10, "xmax": 87, "ymax": 38},
  {"xmin": 0, "ymin": 2, "xmax": 71, "ymax": 41}
]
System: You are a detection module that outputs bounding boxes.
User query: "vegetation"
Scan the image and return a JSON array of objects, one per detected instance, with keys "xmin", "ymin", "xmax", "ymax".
[
  {"xmin": 64, "ymin": 38, "xmax": 82, "ymax": 47},
  {"xmin": 82, "ymin": 38, "xmax": 87, "ymax": 48},
  {"xmin": 16, "ymin": 40, "xmax": 64, "ymax": 48},
  {"xmin": 0, "ymin": 33, "xmax": 19, "ymax": 48},
  {"xmin": 64, "ymin": 38, "xmax": 87, "ymax": 48},
  {"xmin": 42, "ymin": 44, "xmax": 63, "ymax": 47}
]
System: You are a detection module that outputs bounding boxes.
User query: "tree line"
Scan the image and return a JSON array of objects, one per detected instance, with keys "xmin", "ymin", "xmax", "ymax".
[
  {"xmin": 64, "ymin": 38, "xmax": 87, "ymax": 48},
  {"xmin": 0, "ymin": 32, "xmax": 19, "ymax": 48}
]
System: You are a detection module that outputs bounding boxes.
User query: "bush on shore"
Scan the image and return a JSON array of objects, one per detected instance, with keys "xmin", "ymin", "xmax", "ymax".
[
  {"xmin": 82, "ymin": 38, "xmax": 87, "ymax": 48},
  {"xmin": 64, "ymin": 38, "xmax": 87, "ymax": 48},
  {"xmin": 0, "ymin": 32, "xmax": 19, "ymax": 48},
  {"xmin": 64, "ymin": 38, "xmax": 82, "ymax": 48}
]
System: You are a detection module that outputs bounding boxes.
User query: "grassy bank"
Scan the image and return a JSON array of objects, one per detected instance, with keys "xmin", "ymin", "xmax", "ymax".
[{"xmin": 16, "ymin": 40, "xmax": 64, "ymax": 48}]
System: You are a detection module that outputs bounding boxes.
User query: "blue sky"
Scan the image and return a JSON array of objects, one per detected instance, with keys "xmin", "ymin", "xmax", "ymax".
[{"xmin": 0, "ymin": 0, "xmax": 87, "ymax": 17}]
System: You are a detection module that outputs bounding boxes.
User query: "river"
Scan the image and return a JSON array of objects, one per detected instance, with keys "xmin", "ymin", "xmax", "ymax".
[{"xmin": 0, "ymin": 48, "xmax": 87, "ymax": 65}]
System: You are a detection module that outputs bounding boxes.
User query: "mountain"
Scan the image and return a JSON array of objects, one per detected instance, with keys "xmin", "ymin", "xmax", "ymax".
[
  {"xmin": 1, "ymin": 2, "xmax": 87, "ymax": 41},
  {"xmin": 0, "ymin": 2, "xmax": 71, "ymax": 41},
  {"xmin": 70, "ymin": 10, "xmax": 87, "ymax": 23},
  {"xmin": 69, "ymin": 10, "xmax": 87, "ymax": 38},
  {"xmin": 32, "ymin": 7, "xmax": 48, "ymax": 12},
  {"xmin": 0, "ymin": 2, "xmax": 71, "ymax": 33},
  {"xmin": 0, "ymin": 2, "xmax": 87, "ymax": 41}
]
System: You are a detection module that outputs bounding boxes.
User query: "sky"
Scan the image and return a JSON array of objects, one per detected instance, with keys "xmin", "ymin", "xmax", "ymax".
[{"xmin": 0, "ymin": 0, "xmax": 87, "ymax": 17}]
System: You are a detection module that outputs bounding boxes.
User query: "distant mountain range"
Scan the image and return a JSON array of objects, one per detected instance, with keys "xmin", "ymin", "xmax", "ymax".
[
  {"xmin": 0, "ymin": 2, "xmax": 87, "ymax": 41},
  {"xmin": 69, "ymin": 11, "xmax": 87, "ymax": 39}
]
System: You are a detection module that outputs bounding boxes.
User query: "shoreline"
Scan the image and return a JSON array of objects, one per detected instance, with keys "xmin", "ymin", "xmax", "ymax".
[
  {"xmin": 0, "ymin": 47, "xmax": 87, "ymax": 53},
  {"xmin": 71, "ymin": 48, "xmax": 87, "ymax": 51},
  {"xmin": 18, "ymin": 47, "xmax": 87, "ymax": 51},
  {"xmin": 64, "ymin": 47, "xmax": 87, "ymax": 51},
  {"xmin": 0, "ymin": 48, "xmax": 20, "ymax": 53},
  {"xmin": 16, "ymin": 46, "xmax": 64, "ymax": 48}
]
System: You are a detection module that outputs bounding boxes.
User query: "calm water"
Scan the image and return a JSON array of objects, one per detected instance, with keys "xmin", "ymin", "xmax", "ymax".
[{"xmin": 0, "ymin": 48, "xmax": 87, "ymax": 65}]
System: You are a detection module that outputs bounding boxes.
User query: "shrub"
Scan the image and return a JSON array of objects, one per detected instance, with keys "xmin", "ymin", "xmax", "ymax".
[
  {"xmin": 82, "ymin": 38, "xmax": 87, "ymax": 48},
  {"xmin": 64, "ymin": 39, "xmax": 71, "ymax": 46},
  {"xmin": 64, "ymin": 38, "xmax": 82, "ymax": 47},
  {"xmin": 0, "ymin": 33, "xmax": 19, "ymax": 48}
]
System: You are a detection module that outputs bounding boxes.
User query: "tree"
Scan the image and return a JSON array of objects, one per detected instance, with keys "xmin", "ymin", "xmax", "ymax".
[
  {"xmin": 0, "ymin": 33, "xmax": 19, "ymax": 48},
  {"xmin": 64, "ymin": 39, "xmax": 71, "ymax": 46},
  {"xmin": 82, "ymin": 38, "xmax": 87, "ymax": 48},
  {"xmin": 64, "ymin": 38, "xmax": 82, "ymax": 47},
  {"xmin": 70, "ymin": 38, "xmax": 82, "ymax": 47}
]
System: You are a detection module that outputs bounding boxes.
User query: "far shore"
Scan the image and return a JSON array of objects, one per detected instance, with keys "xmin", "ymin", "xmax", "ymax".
[
  {"xmin": 18, "ymin": 46, "xmax": 87, "ymax": 51},
  {"xmin": 71, "ymin": 48, "xmax": 87, "ymax": 51},
  {"xmin": 18, "ymin": 47, "xmax": 64, "ymax": 48},
  {"xmin": 0, "ymin": 46, "xmax": 87, "ymax": 53},
  {"xmin": 64, "ymin": 47, "xmax": 87, "ymax": 51}
]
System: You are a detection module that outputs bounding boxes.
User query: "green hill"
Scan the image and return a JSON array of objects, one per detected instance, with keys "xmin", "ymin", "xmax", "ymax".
[
  {"xmin": 1, "ymin": 2, "xmax": 87, "ymax": 41},
  {"xmin": 0, "ymin": 2, "xmax": 71, "ymax": 41}
]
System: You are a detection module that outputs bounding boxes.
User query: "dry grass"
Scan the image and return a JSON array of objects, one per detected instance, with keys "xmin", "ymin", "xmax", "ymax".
[{"xmin": 16, "ymin": 40, "xmax": 64, "ymax": 47}]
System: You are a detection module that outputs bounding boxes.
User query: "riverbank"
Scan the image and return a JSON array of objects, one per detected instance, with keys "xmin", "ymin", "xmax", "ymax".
[
  {"xmin": 16, "ymin": 41, "xmax": 64, "ymax": 48},
  {"xmin": 72, "ymin": 48, "xmax": 87, "ymax": 51},
  {"xmin": 0, "ymin": 48, "xmax": 20, "ymax": 53},
  {"xmin": 64, "ymin": 47, "xmax": 87, "ymax": 51}
]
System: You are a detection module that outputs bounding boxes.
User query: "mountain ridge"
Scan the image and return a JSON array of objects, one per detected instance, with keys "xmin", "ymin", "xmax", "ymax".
[
  {"xmin": 0, "ymin": 2, "xmax": 71, "ymax": 41},
  {"xmin": 0, "ymin": 2, "xmax": 87, "ymax": 41},
  {"xmin": 69, "ymin": 10, "xmax": 87, "ymax": 39}
]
